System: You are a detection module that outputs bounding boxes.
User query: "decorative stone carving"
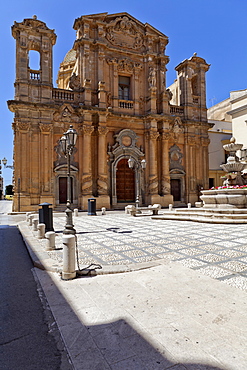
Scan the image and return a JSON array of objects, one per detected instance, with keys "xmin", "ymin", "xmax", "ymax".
[
  {"xmin": 187, "ymin": 136, "xmax": 197, "ymax": 145},
  {"xmin": 118, "ymin": 58, "xmax": 134, "ymax": 73},
  {"xmin": 106, "ymin": 92, "xmax": 112, "ymax": 108},
  {"xmin": 201, "ymin": 137, "xmax": 210, "ymax": 146},
  {"xmin": 161, "ymin": 176, "xmax": 171, "ymax": 194},
  {"xmin": 149, "ymin": 176, "xmax": 159, "ymax": 194},
  {"xmin": 149, "ymin": 130, "xmax": 159, "ymax": 141},
  {"xmin": 169, "ymin": 144, "xmax": 184, "ymax": 170},
  {"xmin": 162, "ymin": 131, "xmax": 170, "ymax": 141},
  {"xmin": 105, "ymin": 16, "xmax": 144, "ymax": 50},
  {"xmin": 79, "ymin": 124, "xmax": 94, "ymax": 135},
  {"xmin": 97, "ymin": 175, "xmax": 108, "ymax": 195},
  {"xmin": 53, "ymin": 105, "xmax": 78, "ymax": 123},
  {"xmin": 148, "ymin": 67, "xmax": 156, "ymax": 88},
  {"xmin": 81, "ymin": 175, "xmax": 92, "ymax": 195},
  {"xmin": 166, "ymin": 88, "xmax": 173, "ymax": 101},
  {"xmin": 15, "ymin": 121, "xmax": 30, "ymax": 131},
  {"xmin": 98, "ymin": 126, "xmax": 109, "ymax": 136},
  {"xmin": 170, "ymin": 117, "xmax": 184, "ymax": 138},
  {"xmin": 39, "ymin": 123, "xmax": 53, "ymax": 132},
  {"xmin": 69, "ymin": 73, "xmax": 82, "ymax": 91}
]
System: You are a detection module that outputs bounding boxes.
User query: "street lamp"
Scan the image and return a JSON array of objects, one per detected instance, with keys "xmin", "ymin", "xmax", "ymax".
[
  {"xmin": 2, "ymin": 157, "xmax": 14, "ymax": 169},
  {"xmin": 128, "ymin": 157, "xmax": 146, "ymax": 208},
  {"xmin": 60, "ymin": 125, "xmax": 78, "ymax": 235}
]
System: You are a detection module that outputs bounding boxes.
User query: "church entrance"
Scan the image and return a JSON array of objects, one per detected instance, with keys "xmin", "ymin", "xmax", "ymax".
[
  {"xmin": 116, "ymin": 159, "xmax": 135, "ymax": 202},
  {"xmin": 171, "ymin": 179, "xmax": 181, "ymax": 201},
  {"xmin": 59, "ymin": 177, "xmax": 73, "ymax": 204}
]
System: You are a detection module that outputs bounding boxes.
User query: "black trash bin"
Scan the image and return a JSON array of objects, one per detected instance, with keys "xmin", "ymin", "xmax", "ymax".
[
  {"xmin": 88, "ymin": 198, "xmax": 97, "ymax": 215},
  {"xmin": 39, "ymin": 202, "xmax": 54, "ymax": 232}
]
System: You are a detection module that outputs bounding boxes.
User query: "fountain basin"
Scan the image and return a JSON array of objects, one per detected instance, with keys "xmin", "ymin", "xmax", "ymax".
[{"xmin": 200, "ymin": 188, "xmax": 247, "ymax": 208}]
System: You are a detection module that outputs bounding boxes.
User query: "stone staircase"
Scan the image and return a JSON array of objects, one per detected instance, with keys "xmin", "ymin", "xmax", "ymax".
[{"xmin": 152, "ymin": 208, "xmax": 247, "ymax": 224}]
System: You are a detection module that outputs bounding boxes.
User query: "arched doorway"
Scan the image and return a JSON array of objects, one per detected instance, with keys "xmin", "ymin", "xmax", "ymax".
[{"xmin": 116, "ymin": 159, "xmax": 135, "ymax": 202}]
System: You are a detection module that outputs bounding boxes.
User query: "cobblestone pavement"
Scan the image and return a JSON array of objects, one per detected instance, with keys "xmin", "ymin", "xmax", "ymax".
[{"xmin": 37, "ymin": 212, "xmax": 247, "ymax": 291}]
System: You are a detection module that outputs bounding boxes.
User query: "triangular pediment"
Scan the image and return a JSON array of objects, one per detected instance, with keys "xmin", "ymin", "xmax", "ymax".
[{"xmin": 74, "ymin": 12, "xmax": 168, "ymax": 51}]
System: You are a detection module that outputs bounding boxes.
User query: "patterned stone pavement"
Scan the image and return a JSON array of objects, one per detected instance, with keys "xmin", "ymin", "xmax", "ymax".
[{"xmin": 37, "ymin": 211, "xmax": 247, "ymax": 291}]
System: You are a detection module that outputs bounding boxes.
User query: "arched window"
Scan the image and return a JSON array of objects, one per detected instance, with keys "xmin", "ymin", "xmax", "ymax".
[{"xmin": 28, "ymin": 50, "xmax": 40, "ymax": 80}]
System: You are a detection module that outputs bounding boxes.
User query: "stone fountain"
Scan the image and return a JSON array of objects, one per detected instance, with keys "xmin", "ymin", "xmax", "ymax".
[{"xmin": 200, "ymin": 137, "xmax": 247, "ymax": 208}]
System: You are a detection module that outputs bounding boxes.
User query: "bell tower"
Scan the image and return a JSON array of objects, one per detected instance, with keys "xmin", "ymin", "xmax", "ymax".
[
  {"xmin": 11, "ymin": 15, "xmax": 56, "ymax": 102},
  {"xmin": 175, "ymin": 53, "xmax": 210, "ymax": 121}
]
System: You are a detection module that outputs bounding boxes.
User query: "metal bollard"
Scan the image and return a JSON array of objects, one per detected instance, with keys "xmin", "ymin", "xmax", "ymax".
[
  {"xmin": 32, "ymin": 218, "xmax": 39, "ymax": 231},
  {"xmin": 29, "ymin": 214, "xmax": 34, "ymax": 226},
  {"xmin": 45, "ymin": 231, "xmax": 56, "ymax": 251},
  {"xmin": 101, "ymin": 207, "xmax": 106, "ymax": 215},
  {"xmin": 74, "ymin": 208, "xmax": 78, "ymax": 217},
  {"xmin": 188, "ymin": 203, "xmax": 191, "ymax": 209},
  {"xmin": 62, "ymin": 235, "xmax": 76, "ymax": 280},
  {"xmin": 169, "ymin": 204, "xmax": 173, "ymax": 211},
  {"xmin": 37, "ymin": 223, "xmax": 45, "ymax": 239}
]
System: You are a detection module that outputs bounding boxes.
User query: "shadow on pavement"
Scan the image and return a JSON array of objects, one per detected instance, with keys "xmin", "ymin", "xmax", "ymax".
[{"xmin": 31, "ymin": 253, "xmax": 224, "ymax": 369}]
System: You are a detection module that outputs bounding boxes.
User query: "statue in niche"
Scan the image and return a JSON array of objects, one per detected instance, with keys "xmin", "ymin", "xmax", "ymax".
[{"xmin": 148, "ymin": 68, "xmax": 156, "ymax": 88}]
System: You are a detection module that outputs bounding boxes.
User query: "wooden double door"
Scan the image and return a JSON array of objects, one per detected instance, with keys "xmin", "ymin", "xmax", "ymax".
[{"xmin": 116, "ymin": 159, "xmax": 135, "ymax": 202}]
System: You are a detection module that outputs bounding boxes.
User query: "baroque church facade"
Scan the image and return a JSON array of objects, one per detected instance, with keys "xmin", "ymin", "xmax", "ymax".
[{"xmin": 8, "ymin": 13, "xmax": 211, "ymax": 212}]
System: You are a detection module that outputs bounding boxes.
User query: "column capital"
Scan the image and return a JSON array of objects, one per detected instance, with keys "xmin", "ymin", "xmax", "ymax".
[
  {"xmin": 98, "ymin": 125, "xmax": 109, "ymax": 136},
  {"xmin": 79, "ymin": 124, "xmax": 94, "ymax": 135}
]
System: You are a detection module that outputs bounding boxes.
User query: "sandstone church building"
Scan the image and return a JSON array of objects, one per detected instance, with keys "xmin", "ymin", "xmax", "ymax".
[{"xmin": 8, "ymin": 13, "xmax": 211, "ymax": 212}]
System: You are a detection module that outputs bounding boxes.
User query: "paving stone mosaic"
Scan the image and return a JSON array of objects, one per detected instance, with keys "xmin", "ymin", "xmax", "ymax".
[{"xmin": 35, "ymin": 213, "xmax": 247, "ymax": 291}]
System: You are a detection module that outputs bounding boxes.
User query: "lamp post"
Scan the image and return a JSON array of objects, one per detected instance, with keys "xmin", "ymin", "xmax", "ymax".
[
  {"xmin": 2, "ymin": 157, "xmax": 14, "ymax": 169},
  {"xmin": 128, "ymin": 157, "xmax": 146, "ymax": 208},
  {"xmin": 1, "ymin": 157, "xmax": 14, "ymax": 203},
  {"xmin": 60, "ymin": 125, "xmax": 78, "ymax": 235}
]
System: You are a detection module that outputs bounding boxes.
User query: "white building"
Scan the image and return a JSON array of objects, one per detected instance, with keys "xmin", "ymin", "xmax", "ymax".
[{"xmin": 207, "ymin": 88, "xmax": 247, "ymax": 188}]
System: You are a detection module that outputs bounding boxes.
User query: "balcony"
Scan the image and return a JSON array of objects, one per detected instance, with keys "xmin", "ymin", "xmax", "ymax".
[
  {"xmin": 29, "ymin": 69, "xmax": 40, "ymax": 80},
  {"xmin": 119, "ymin": 100, "xmax": 133, "ymax": 109},
  {"xmin": 52, "ymin": 88, "xmax": 75, "ymax": 101},
  {"xmin": 170, "ymin": 105, "xmax": 184, "ymax": 115}
]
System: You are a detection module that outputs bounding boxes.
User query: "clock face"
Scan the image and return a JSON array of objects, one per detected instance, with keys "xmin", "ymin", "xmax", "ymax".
[{"xmin": 122, "ymin": 135, "xmax": 132, "ymax": 147}]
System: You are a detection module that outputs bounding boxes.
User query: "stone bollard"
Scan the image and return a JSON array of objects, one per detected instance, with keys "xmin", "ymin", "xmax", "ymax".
[
  {"xmin": 62, "ymin": 235, "xmax": 76, "ymax": 280},
  {"xmin": 195, "ymin": 202, "xmax": 202, "ymax": 208},
  {"xmin": 32, "ymin": 218, "xmax": 39, "ymax": 231},
  {"xmin": 74, "ymin": 208, "xmax": 78, "ymax": 217},
  {"xmin": 101, "ymin": 207, "xmax": 106, "ymax": 215},
  {"xmin": 169, "ymin": 204, "xmax": 173, "ymax": 211},
  {"xmin": 188, "ymin": 203, "xmax": 191, "ymax": 209},
  {"xmin": 45, "ymin": 231, "xmax": 56, "ymax": 251},
  {"xmin": 26, "ymin": 212, "xmax": 32, "ymax": 222},
  {"xmin": 28, "ymin": 214, "xmax": 34, "ymax": 226},
  {"xmin": 37, "ymin": 223, "xmax": 45, "ymax": 239}
]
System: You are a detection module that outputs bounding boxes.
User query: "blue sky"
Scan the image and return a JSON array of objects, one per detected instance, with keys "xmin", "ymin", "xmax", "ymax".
[{"xmin": 0, "ymin": 0, "xmax": 246, "ymax": 187}]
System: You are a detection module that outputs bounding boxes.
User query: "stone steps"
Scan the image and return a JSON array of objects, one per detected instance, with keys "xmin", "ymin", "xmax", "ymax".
[{"xmin": 152, "ymin": 208, "xmax": 247, "ymax": 223}]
